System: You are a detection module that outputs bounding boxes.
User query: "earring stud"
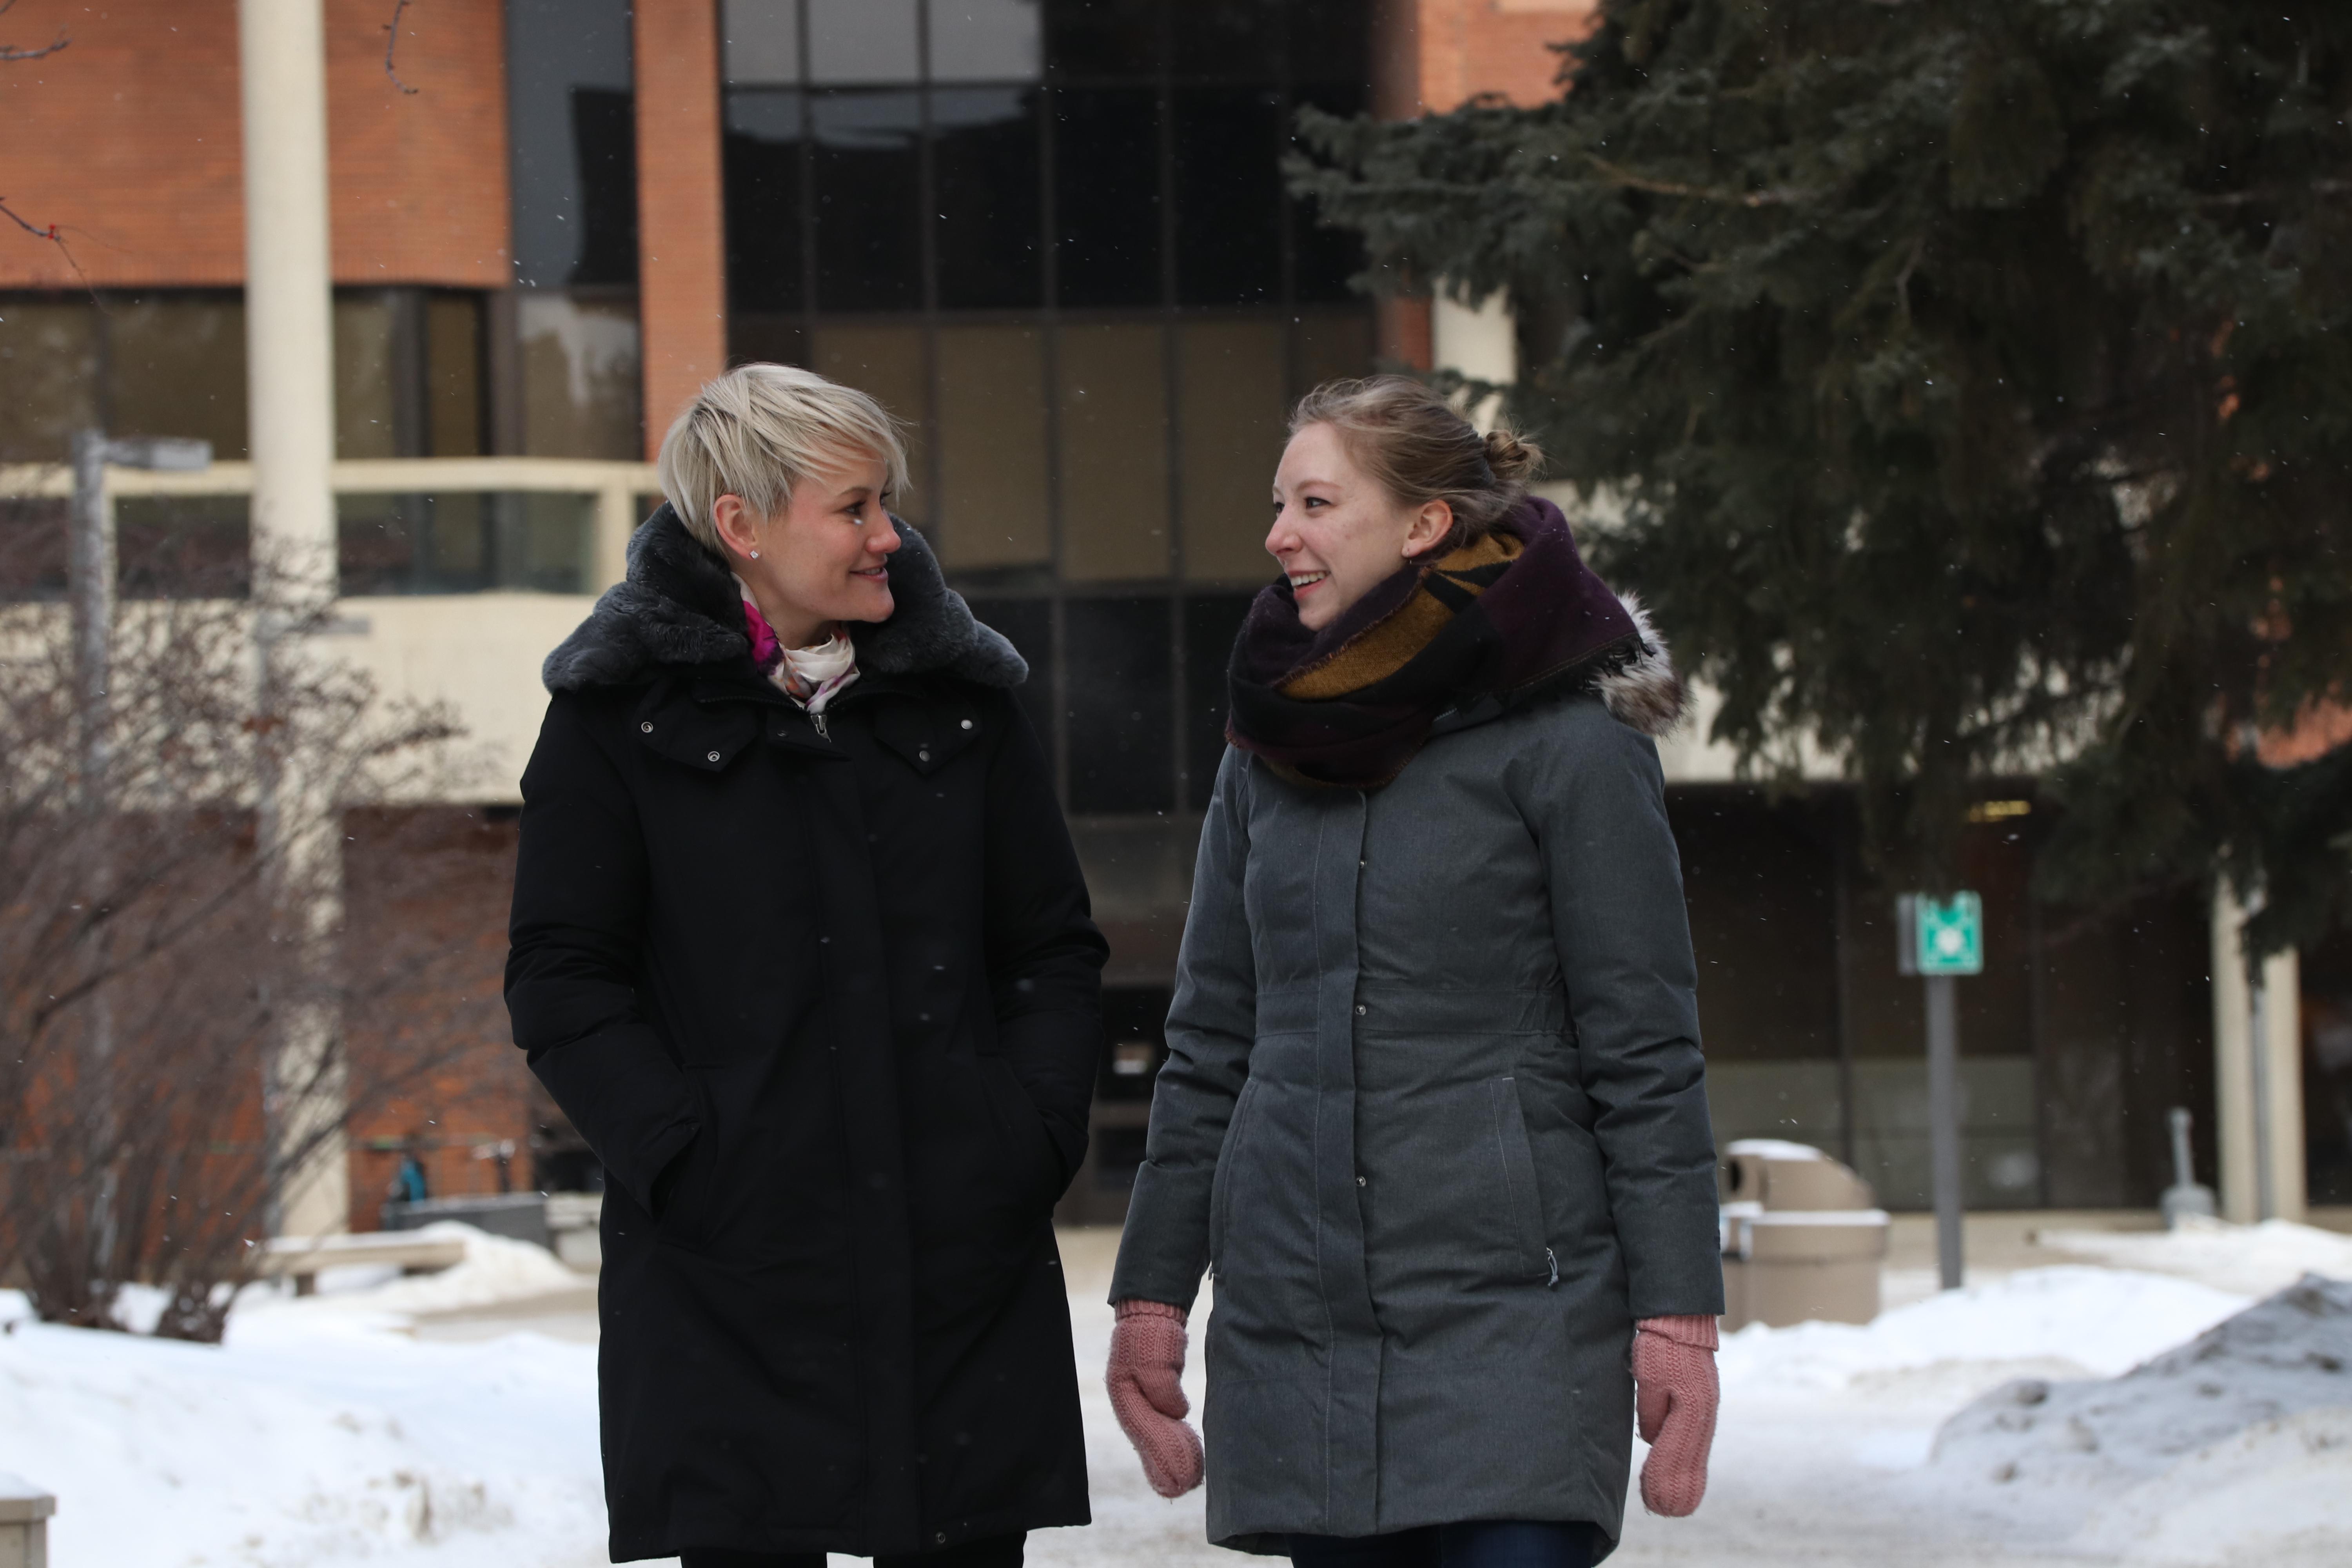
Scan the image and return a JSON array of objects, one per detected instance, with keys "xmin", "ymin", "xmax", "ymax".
[{"xmin": 750, "ymin": 549, "xmax": 760, "ymax": 559}]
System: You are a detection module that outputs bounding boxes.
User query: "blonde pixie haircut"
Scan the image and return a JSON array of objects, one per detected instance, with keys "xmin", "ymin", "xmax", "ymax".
[{"xmin": 656, "ymin": 363, "xmax": 911, "ymax": 555}]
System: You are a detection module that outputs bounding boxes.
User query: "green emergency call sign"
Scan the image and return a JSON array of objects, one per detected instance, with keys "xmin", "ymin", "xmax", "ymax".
[{"xmin": 1899, "ymin": 892, "xmax": 1983, "ymax": 976}]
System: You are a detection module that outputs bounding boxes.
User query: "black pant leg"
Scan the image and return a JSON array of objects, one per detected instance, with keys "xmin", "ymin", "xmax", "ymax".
[
  {"xmin": 876, "ymin": 1530, "xmax": 1025, "ymax": 1567},
  {"xmin": 678, "ymin": 1552, "xmax": 826, "ymax": 1568},
  {"xmin": 1433, "ymin": 1521, "xmax": 1602, "ymax": 1568},
  {"xmin": 1289, "ymin": 1526, "xmax": 1440, "ymax": 1568}
]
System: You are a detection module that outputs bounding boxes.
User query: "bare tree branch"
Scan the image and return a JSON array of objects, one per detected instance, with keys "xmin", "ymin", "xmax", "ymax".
[
  {"xmin": 0, "ymin": 0, "xmax": 67, "ymax": 61},
  {"xmin": 383, "ymin": 0, "xmax": 418, "ymax": 95},
  {"xmin": 0, "ymin": 195, "xmax": 95, "ymax": 300},
  {"xmin": 1586, "ymin": 154, "xmax": 1817, "ymax": 209}
]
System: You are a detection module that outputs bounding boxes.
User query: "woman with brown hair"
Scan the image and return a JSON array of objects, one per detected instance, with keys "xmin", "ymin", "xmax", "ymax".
[{"xmin": 1102, "ymin": 377, "xmax": 1722, "ymax": 1566}]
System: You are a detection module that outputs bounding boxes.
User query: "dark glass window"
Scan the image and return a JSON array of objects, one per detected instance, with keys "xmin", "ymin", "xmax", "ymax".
[
  {"xmin": 117, "ymin": 497, "xmax": 252, "ymax": 599},
  {"xmin": 1065, "ymin": 596, "xmax": 1172, "ymax": 813},
  {"xmin": 1290, "ymin": 77, "xmax": 1367, "ymax": 303},
  {"xmin": 808, "ymin": 0, "xmax": 918, "ymax": 83},
  {"xmin": 570, "ymin": 89, "xmax": 641, "ymax": 285},
  {"xmin": 1286, "ymin": 0, "xmax": 1365, "ymax": 84},
  {"xmin": 1173, "ymin": 87, "xmax": 1285, "ymax": 305},
  {"xmin": 1172, "ymin": 0, "xmax": 1281, "ymax": 82},
  {"xmin": 811, "ymin": 91, "xmax": 925, "ymax": 311},
  {"xmin": 933, "ymin": 0, "xmax": 1044, "ymax": 83},
  {"xmin": 339, "ymin": 493, "xmax": 596, "ymax": 596},
  {"xmin": 967, "ymin": 594, "xmax": 1056, "ymax": 751},
  {"xmin": 724, "ymin": 91, "xmax": 807, "ymax": 314},
  {"xmin": 1182, "ymin": 593, "xmax": 1254, "ymax": 807},
  {"xmin": 722, "ymin": 0, "xmax": 801, "ymax": 85},
  {"xmin": 934, "ymin": 88, "xmax": 1044, "ymax": 309},
  {"xmin": 506, "ymin": 0, "xmax": 636, "ymax": 288},
  {"xmin": 1053, "ymin": 87, "xmax": 1162, "ymax": 307},
  {"xmin": 1045, "ymin": 0, "xmax": 1161, "ymax": 80}
]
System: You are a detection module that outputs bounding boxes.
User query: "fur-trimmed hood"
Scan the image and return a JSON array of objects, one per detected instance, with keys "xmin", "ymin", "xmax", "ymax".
[
  {"xmin": 541, "ymin": 504, "xmax": 1026, "ymax": 693},
  {"xmin": 1588, "ymin": 591, "xmax": 1686, "ymax": 740}
]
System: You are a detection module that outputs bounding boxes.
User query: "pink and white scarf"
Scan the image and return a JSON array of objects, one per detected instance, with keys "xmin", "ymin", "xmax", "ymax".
[{"xmin": 739, "ymin": 581, "xmax": 861, "ymax": 715}]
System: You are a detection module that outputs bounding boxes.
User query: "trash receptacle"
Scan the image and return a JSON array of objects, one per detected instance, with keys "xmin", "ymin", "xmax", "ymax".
[{"xmin": 1718, "ymin": 1138, "xmax": 1889, "ymax": 1330}]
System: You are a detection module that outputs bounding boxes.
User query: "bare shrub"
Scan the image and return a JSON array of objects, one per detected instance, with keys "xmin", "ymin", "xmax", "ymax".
[{"xmin": 0, "ymin": 586, "xmax": 479, "ymax": 1340}]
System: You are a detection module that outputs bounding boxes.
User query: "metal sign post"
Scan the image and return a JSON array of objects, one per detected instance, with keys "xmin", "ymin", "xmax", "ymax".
[{"xmin": 1898, "ymin": 891, "xmax": 1982, "ymax": 1291}]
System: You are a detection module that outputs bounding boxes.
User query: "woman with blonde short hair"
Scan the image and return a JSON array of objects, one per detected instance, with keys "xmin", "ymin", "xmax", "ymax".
[
  {"xmin": 1105, "ymin": 377, "xmax": 1723, "ymax": 1567},
  {"xmin": 507, "ymin": 363, "xmax": 1105, "ymax": 1567}
]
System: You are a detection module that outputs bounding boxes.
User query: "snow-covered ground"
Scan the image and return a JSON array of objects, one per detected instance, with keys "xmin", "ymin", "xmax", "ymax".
[{"xmin": 3, "ymin": 1218, "xmax": 2347, "ymax": 1567}]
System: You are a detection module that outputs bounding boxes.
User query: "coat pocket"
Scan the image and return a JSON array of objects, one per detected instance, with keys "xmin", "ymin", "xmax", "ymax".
[
  {"xmin": 1207, "ymin": 1077, "xmax": 1261, "ymax": 1277},
  {"xmin": 1488, "ymin": 1078, "xmax": 1554, "ymax": 1284},
  {"xmin": 978, "ymin": 1055, "xmax": 1068, "ymax": 1209}
]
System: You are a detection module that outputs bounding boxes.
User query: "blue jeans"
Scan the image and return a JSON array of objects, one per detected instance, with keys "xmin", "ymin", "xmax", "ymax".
[{"xmin": 1289, "ymin": 1521, "xmax": 1601, "ymax": 1568}]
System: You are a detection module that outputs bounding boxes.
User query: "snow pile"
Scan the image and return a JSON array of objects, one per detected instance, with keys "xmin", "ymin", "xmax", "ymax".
[
  {"xmin": 0, "ymin": 1225, "xmax": 604, "ymax": 1568},
  {"xmin": 1719, "ymin": 1265, "xmax": 2250, "ymax": 1406},
  {"xmin": 0, "ymin": 1308, "xmax": 606, "ymax": 1567},
  {"xmin": 2073, "ymin": 1405, "xmax": 2352, "ymax": 1565},
  {"xmin": 2035, "ymin": 1216, "xmax": 2352, "ymax": 1299},
  {"xmin": 1928, "ymin": 1274, "xmax": 2352, "ymax": 1563},
  {"xmin": 244, "ymin": 1221, "xmax": 587, "ymax": 1318}
]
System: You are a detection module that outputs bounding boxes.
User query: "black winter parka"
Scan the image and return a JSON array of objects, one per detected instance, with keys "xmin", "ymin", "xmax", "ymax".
[{"xmin": 505, "ymin": 507, "xmax": 1105, "ymax": 1562}]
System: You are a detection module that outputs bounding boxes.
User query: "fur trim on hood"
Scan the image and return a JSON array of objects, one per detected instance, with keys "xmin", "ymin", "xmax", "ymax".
[
  {"xmin": 542, "ymin": 504, "xmax": 1027, "ymax": 693},
  {"xmin": 1592, "ymin": 592, "xmax": 1687, "ymax": 739}
]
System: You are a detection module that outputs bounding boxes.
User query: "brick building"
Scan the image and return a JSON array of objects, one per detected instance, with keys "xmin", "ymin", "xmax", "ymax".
[{"xmin": 1, "ymin": 0, "xmax": 2337, "ymax": 1230}]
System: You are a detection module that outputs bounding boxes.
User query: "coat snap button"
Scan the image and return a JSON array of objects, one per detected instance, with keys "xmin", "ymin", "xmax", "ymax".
[
  {"xmin": 640, "ymin": 721, "xmax": 653, "ymax": 733},
  {"xmin": 918, "ymin": 748, "xmax": 932, "ymax": 762},
  {"xmin": 1354, "ymin": 1004, "xmax": 1367, "ymax": 1016},
  {"xmin": 1356, "ymin": 1174, "xmax": 1367, "ymax": 1187},
  {"xmin": 706, "ymin": 750, "xmax": 721, "ymax": 762},
  {"xmin": 959, "ymin": 718, "xmax": 973, "ymax": 730},
  {"xmin": 935, "ymin": 1535, "xmax": 947, "ymax": 1546}
]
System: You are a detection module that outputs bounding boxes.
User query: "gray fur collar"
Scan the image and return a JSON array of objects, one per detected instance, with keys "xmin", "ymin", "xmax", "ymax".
[
  {"xmin": 541, "ymin": 504, "xmax": 1027, "ymax": 693},
  {"xmin": 1593, "ymin": 593, "xmax": 1688, "ymax": 739}
]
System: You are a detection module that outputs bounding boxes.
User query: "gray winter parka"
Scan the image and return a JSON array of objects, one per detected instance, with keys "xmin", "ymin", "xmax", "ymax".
[{"xmin": 1107, "ymin": 610, "xmax": 1724, "ymax": 1557}]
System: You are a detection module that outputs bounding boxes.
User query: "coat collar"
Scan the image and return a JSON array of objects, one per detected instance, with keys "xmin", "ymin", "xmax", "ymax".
[{"xmin": 541, "ymin": 503, "xmax": 1027, "ymax": 694}]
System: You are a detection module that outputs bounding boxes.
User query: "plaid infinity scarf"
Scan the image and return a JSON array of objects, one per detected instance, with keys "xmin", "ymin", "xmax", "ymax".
[{"xmin": 1226, "ymin": 496, "xmax": 1643, "ymax": 788}]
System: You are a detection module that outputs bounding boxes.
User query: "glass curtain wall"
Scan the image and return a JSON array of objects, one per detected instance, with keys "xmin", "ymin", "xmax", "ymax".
[
  {"xmin": 506, "ymin": 0, "xmax": 644, "ymax": 462},
  {"xmin": 718, "ymin": 0, "xmax": 1373, "ymax": 822}
]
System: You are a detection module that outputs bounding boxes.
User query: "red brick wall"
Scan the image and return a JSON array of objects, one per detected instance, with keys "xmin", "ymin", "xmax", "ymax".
[
  {"xmin": 0, "ymin": 0, "xmax": 509, "ymax": 290},
  {"xmin": 1378, "ymin": 0, "xmax": 1598, "ymax": 116},
  {"xmin": 632, "ymin": 0, "xmax": 728, "ymax": 459},
  {"xmin": 341, "ymin": 808, "xmax": 535, "ymax": 1229}
]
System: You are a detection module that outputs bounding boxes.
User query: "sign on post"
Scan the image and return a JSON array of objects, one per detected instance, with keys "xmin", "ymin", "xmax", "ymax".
[
  {"xmin": 1898, "ymin": 889, "xmax": 1981, "ymax": 1293},
  {"xmin": 1898, "ymin": 892, "xmax": 1984, "ymax": 977}
]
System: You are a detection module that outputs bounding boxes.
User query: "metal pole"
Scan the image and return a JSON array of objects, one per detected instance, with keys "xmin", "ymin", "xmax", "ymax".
[
  {"xmin": 2249, "ymin": 970, "xmax": 2276, "ymax": 1222},
  {"xmin": 1926, "ymin": 973, "xmax": 1964, "ymax": 1290},
  {"xmin": 68, "ymin": 428, "xmax": 120, "ymax": 1273},
  {"xmin": 67, "ymin": 430, "xmax": 114, "ymax": 800}
]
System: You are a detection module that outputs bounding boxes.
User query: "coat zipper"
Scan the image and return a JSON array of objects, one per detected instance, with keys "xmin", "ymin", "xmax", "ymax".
[
  {"xmin": 810, "ymin": 708, "xmax": 829, "ymax": 740},
  {"xmin": 1545, "ymin": 1247, "xmax": 1559, "ymax": 1288}
]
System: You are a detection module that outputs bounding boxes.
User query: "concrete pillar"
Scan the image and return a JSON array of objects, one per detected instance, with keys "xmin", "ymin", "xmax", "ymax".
[
  {"xmin": 633, "ymin": 0, "xmax": 729, "ymax": 459},
  {"xmin": 2210, "ymin": 885, "xmax": 2307, "ymax": 1223},
  {"xmin": 1431, "ymin": 290, "xmax": 1516, "ymax": 429},
  {"xmin": 0, "ymin": 1472, "xmax": 53, "ymax": 1568},
  {"xmin": 241, "ymin": 0, "xmax": 348, "ymax": 1239}
]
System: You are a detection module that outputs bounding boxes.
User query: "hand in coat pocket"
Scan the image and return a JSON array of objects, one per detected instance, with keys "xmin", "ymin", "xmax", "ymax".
[
  {"xmin": 1633, "ymin": 1314, "xmax": 1720, "ymax": 1516},
  {"xmin": 1106, "ymin": 1299, "xmax": 1204, "ymax": 1497}
]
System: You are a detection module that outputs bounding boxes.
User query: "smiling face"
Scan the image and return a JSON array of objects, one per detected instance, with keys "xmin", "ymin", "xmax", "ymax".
[
  {"xmin": 1266, "ymin": 421, "xmax": 1454, "ymax": 632},
  {"xmin": 711, "ymin": 449, "xmax": 901, "ymax": 649}
]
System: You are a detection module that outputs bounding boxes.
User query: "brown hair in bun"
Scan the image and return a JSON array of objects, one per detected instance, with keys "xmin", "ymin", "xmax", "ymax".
[{"xmin": 1288, "ymin": 375, "xmax": 1545, "ymax": 555}]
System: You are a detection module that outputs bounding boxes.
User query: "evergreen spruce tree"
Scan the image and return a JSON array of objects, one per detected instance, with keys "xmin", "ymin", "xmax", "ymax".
[{"xmin": 1295, "ymin": 1, "xmax": 2352, "ymax": 957}]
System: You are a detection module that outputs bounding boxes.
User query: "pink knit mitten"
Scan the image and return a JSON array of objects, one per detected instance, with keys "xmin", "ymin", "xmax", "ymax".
[
  {"xmin": 1633, "ymin": 1314, "xmax": 1719, "ymax": 1517},
  {"xmin": 1106, "ymin": 1299, "xmax": 1204, "ymax": 1497}
]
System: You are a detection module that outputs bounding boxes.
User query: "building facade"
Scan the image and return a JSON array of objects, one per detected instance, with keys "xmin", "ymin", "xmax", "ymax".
[{"xmin": 1, "ymin": 0, "xmax": 2339, "ymax": 1228}]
